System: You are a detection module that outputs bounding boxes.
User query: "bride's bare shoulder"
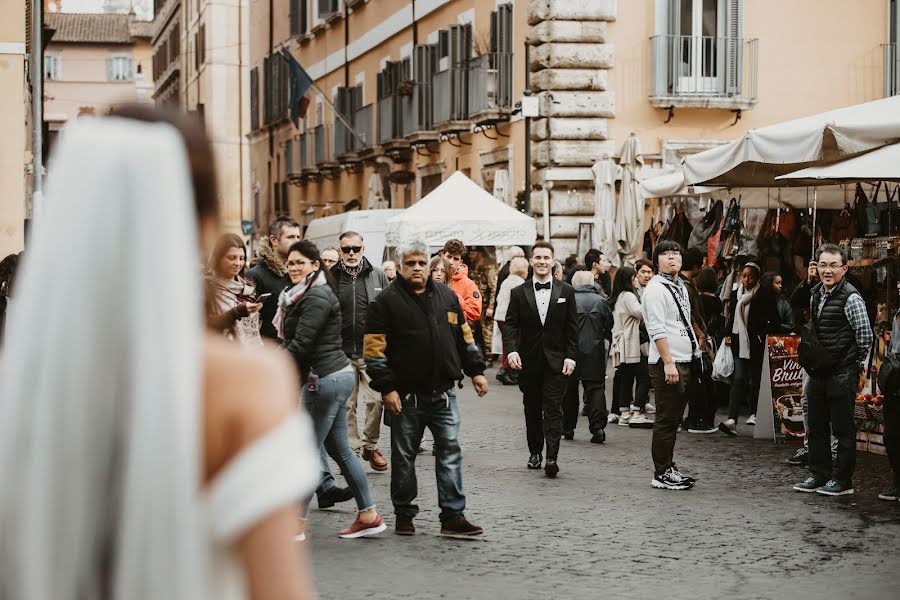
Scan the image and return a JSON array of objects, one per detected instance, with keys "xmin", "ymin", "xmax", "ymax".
[{"xmin": 203, "ymin": 336, "xmax": 298, "ymax": 473}]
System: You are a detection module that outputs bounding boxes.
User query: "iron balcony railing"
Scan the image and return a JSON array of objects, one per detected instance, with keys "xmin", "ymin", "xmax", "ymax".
[
  {"xmin": 884, "ymin": 43, "xmax": 899, "ymax": 98},
  {"xmin": 377, "ymin": 95, "xmax": 408, "ymax": 144},
  {"xmin": 314, "ymin": 124, "xmax": 333, "ymax": 165},
  {"xmin": 650, "ymin": 35, "xmax": 758, "ymax": 101},
  {"xmin": 352, "ymin": 104, "xmax": 373, "ymax": 151},
  {"xmin": 432, "ymin": 64, "xmax": 469, "ymax": 125},
  {"xmin": 334, "ymin": 118, "xmax": 351, "ymax": 157},
  {"xmin": 468, "ymin": 52, "xmax": 514, "ymax": 117}
]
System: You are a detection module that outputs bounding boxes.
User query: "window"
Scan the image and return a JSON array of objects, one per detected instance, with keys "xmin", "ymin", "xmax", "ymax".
[
  {"xmin": 317, "ymin": 0, "xmax": 339, "ymax": 20},
  {"xmin": 44, "ymin": 54, "xmax": 61, "ymax": 80},
  {"xmin": 108, "ymin": 55, "xmax": 134, "ymax": 81},
  {"xmin": 291, "ymin": 0, "xmax": 308, "ymax": 37}
]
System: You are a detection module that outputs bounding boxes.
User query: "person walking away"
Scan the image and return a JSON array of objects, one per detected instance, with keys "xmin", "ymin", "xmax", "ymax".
[
  {"xmin": 880, "ymin": 291, "xmax": 900, "ymax": 501},
  {"xmin": 494, "ymin": 257, "xmax": 529, "ymax": 386},
  {"xmin": 331, "ymin": 231, "xmax": 391, "ymax": 472},
  {"xmin": 679, "ymin": 249, "xmax": 713, "ymax": 432},
  {"xmin": 504, "ymin": 242, "xmax": 578, "ymax": 478},
  {"xmin": 468, "ymin": 246, "xmax": 499, "ymax": 363},
  {"xmin": 204, "ymin": 233, "xmax": 263, "ymax": 346},
  {"xmin": 278, "ymin": 240, "xmax": 386, "ymax": 539},
  {"xmin": 642, "ymin": 240, "xmax": 699, "ymax": 490},
  {"xmin": 321, "ymin": 247, "xmax": 340, "ymax": 270},
  {"xmin": 688, "ymin": 267, "xmax": 726, "ymax": 434},
  {"xmin": 246, "ymin": 216, "xmax": 301, "ymax": 340},
  {"xmin": 382, "ymin": 260, "xmax": 397, "ymax": 283},
  {"xmin": 794, "ymin": 243, "xmax": 873, "ymax": 496},
  {"xmin": 610, "ymin": 266, "xmax": 652, "ymax": 427},
  {"xmin": 563, "ymin": 270, "xmax": 613, "ymax": 443},
  {"xmin": 364, "ymin": 241, "xmax": 488, "ymax": 537}
]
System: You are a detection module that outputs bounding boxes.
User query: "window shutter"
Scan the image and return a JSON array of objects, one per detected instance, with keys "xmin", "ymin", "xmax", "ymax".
[
  {"xmin": 107, "ymin": 57, "xmax": 114, "ymax": 81},
  {"xmin": 490, "ymin": 10, "xmax": 498, "ymax": 54},
  {"xmin": 291, "ymin": 0, "xmax": 308, "ymax": 36},
  {"xmin": 250, "ymin": 67, "xmax": 259, "ymax": 130},
  {"xmin": 498, "ymin": 3, "xmax": 512, "ymax": 54},
  {"xmin": 318, "ymin": 0, "xmax": 331, "ymax": 17},
  {"xmin": 263, "ymin": 56, "xmax": 271, "ymax": 125},
  {"xmin": 439, "ymin": 30, "xmax": 450, "ymax": 60},
  {"xmin": 724, "ymin": 0, "xmax": 743, "ymax": 96},
  {"xmin": 449, "ymin": 24, "xmax": 460, "ymax": 67}
]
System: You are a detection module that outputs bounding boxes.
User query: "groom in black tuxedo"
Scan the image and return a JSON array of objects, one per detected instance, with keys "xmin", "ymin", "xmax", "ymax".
[{"xmin": 503, "ymin": 241, "xmax": 578, "ymax": 478}]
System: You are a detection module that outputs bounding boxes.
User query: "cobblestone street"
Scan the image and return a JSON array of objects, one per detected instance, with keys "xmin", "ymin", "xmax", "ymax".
[{"xmin": 308, "ymin": 368, "xmax": 900, "ymax": 600}]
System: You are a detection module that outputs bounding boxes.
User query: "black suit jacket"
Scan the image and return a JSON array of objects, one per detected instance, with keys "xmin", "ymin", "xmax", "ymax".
[{"xmin": 503, "ymin": 278, "xmax": 579, "ymax": 374}]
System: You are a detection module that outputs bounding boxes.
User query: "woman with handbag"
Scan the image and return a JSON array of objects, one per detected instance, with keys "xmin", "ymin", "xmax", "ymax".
[
  {"xmin": 610, "ymin": 266, "xmax": 652, "ymax": 427},
  {"xmin": 205, "ymin": 232, "xmax": 263, "ymax": 346}
]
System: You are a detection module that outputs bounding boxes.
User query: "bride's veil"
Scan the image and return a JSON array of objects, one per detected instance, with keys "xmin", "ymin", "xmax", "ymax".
[{"xmin": 0, "ymin": 117, "xmax": 207, "ymax": 598}]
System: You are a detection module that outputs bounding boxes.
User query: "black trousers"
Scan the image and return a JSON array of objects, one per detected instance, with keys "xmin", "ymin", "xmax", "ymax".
[
  {"xmin": 563, "ymin": 378, "xmax": 607, "ymax": 434},
  {"xmin": 519, "ymin": 358, "xmax": 568, "ymax": 459},
  {"xmin": 885, "ymin": 390, "xmax": 900, "ymax": 488},
  {"xmin": 686, "ymin": 374, "xmax": 718, "ymax": 428},
  {"xmin": 649, "ymin": 360, "xmax": 693, "ymax": 476},
  {"xmin": 807, "ymin": 367, "xmax": 857, "ymax": 486},
  {"xmin": 615, "ymin": 357, "xmax": 651, "ymax": 413}
]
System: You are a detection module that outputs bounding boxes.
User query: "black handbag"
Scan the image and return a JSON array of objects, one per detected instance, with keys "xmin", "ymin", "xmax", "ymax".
[
  {"xmin": 797, "ymin": 318, "xmax": 839, "ymax": 377},
  {"xmin": 878, "ymin": 353, "xmax": 900, "ymax": 396},
  {"xmin": 721, "ymin": 198, "xmax": 741, "ymax": 236}
]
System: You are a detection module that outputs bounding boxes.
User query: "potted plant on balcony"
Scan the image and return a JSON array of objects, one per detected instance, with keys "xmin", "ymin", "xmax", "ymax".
[{"xmin": 397, "ymin": 80, "xmax": 415, "ymax": 97}]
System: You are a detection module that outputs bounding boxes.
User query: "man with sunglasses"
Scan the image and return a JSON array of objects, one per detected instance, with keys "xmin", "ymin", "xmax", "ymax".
[{"xmin": 331, "ymin": 231, "xmax": 392, "ymax": 471}]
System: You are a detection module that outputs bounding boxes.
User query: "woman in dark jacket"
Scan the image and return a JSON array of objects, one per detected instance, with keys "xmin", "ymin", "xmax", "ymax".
[{"xmin": 277, "ymin": 240, "xmax": 385, "ymax": 540}]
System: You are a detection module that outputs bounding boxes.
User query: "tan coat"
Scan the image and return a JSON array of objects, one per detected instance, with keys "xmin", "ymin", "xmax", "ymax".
[{"xmin": 611, "ymin": 291, "xmax": 647, "ymax": 367}]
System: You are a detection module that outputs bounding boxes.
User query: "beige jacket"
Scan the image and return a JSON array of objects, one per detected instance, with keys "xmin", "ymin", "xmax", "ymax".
[{"xmin": 611, "ymin": 290, "xmax": 647, "ymax": 367}]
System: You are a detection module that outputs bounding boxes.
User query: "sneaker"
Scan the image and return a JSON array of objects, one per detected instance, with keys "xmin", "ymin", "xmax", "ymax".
[
  {"xmin": 629, "ymin": 404, "xmax": 643, "ymax": 413},
  {"xmin": 527, "ymin": 453, "xmax": 542, "ymax": 470},
  {"xmin": 792, "ymin": 476, "xmax": 827, "ymax": 493},
  {"xmin": 651, "ymin": 466, "xmax": 694, "ymax": 490},
  {"xmin": 338, "ymin": 514, "xmax": 387, "ymax": 539},
  {"xmin": 718, "ymin": 419, "xmax": 737, "ymax": 437},
  {"xmin": 785, "ymin": 447, "xmax": 809, "ymax": 466},
  {"xmin": 607, "ymin": 413, "xmax": 619, "ymax": 424},
  {"xmin": 440, "ymin": 514, "xmax": 484, "ymax": 536},
  {"xmin": 394, "ymin": 517, "xmax": 416, "ymax": 536},
  {"xmin": 671, "ymin": 464, "xmax": 697, "ymax": 485},
  {"xmin": 816, "ymin": 480, "xmax": 854, "ymax": 496},
  {"xmin": 629, "ymin": 413, "xmax": 654, "ymax": 428},
  {"xmin": 618, "ymin": 411, "xmax": 632, "ymax": 425},
  {"xmin": 317, "ymin": 485, "xmax": 354, "ymax": 509},
  {"xmin": 688, "ymin": 424, "xmax": 719, "ymax": 434},
  {"xmin": 644, "ymin": 403, "xmax": 656, "ymax": 414},
  {"xmin": 878, "ymin": 488, "xmax": 899, "ymax": 501},
  {"xmin": 746, "ymin": 414, "xmax": 757, "ymax": 426}
]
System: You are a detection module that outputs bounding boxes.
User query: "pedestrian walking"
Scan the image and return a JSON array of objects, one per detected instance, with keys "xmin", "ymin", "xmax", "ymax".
[
  {"xmin": 563, "ymin": 270, "xmax": 613, "ymax": 443},
  {"xmin": 331, "ymin": 231, "xmax": 391, "ymax": 472},
  {"xmin": 794, "ymin": 243, "xmax": 873, "ymax": 496},
  {"xmin": 246, "ymin": 216, "xmax": 302, "ymax": 340},
  {"xmin": 204, "ymin": 233, "xmax": 263, "ymax": 345},
  {"xmin": 610, "ymin": 266, "xmax": 652, "ymax": 427},
  {"xmin": 642, "ymin": 240, "xmax": 699, "ymax": 490},
  {"xmin": 503, "ymin": 241, "xmax": 578, "ymax": 478},
  {"xmin": 583, "ymin": 248, "xmax": 612, "ymax": 297},
  {"xmin": 279, "ymin": 240, "xmax": 386, "ymax": 539},
  {"xmin": 494, "ymin": 256, "xmax": 529, "ymax": 386},
  {"xmin": 444, "ymin": 239, "xmax": 483, "ymax": 328},
  {"xmin": 0, "ymin": 107, "xmax": 319, "ymax": 599},
  {"xmin": 364, "ymin": 240, "xmax": 488, "ymax": 537}
]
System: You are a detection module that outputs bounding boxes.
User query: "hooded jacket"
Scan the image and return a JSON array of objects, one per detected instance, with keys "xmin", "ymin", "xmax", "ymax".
[
  {"xmin": 330, "ymin": 257, "xmax": 390, "ymax": 358},
  {"xmin": 573, "ymin": 283, "xmax": 613, "ymax": 379},
  {"xmin": 246, "ymin": 239, "xmax": 291, "ymax": 340},
  {"xmin": 451, "ymin": 264, "xmax": 482, "ymax": 322}
]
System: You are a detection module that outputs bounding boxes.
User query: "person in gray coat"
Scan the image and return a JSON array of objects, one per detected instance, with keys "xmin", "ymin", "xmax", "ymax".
[{"xmin": 562, "ymin": 270, "xmax": 614, "ymax": 444}]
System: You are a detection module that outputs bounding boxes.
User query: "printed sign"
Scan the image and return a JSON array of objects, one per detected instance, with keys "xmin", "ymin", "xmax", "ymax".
[{"xmin": 755, "ymin": 336, "xmax": 804, "ymax": 440}]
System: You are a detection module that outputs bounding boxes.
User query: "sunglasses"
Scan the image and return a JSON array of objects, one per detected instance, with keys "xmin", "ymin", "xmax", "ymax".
[{"xmin": 340, "ymin": 245, "xmax": 363, "ymax": 254}]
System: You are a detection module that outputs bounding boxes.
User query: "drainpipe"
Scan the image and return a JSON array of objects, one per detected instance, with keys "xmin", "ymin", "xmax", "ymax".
[
  {"xmin": 523, "ymin": 40, "xmax": 531, "ymax": 215},
  {"xmin": 31, "ymin": 0, "xmax": 44, "ymax": 221}
]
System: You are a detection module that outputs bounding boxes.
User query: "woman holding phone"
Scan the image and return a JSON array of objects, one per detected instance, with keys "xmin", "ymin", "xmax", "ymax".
[{"xmin": 205, "ymin": 232, "xmax": 263, "ymax": 345}]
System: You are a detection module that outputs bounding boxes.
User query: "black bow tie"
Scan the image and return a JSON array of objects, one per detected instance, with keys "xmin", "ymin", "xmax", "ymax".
[{"xmin": 535, "ymin": 281, "xmax": 552, "ymax": 291}]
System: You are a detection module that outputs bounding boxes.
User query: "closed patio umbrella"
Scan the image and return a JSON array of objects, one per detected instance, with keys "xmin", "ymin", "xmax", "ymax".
[
  {"xmin": 616, "ymin": 133, "xmax": 644, "ymax": 265},
  {"xmin": 591, "ymin": 157, "xmax": 618, "ymax": 266}
]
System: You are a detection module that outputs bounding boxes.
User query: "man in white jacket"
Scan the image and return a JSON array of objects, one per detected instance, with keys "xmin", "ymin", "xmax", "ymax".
[{"xmin": 642, "ymin": 240, "xmax": 699, "ymax": 491}]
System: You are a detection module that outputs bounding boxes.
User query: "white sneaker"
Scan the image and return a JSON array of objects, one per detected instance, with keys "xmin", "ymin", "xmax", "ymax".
[
  {"xmin": 746, "ymin": 414, "xmax": 756, "ymax": 426},
  {"xmin": 607, "ymin": 413, "xmax": 619, "ymax": 424},
  {"xmin": 629, "ymin": 404, "xmax": 642, "ymax": 413},
  {"xmin": 618, "ymin": 411, "xmax": 632, "ymax": 425},
  {"xmin": 644, "ymin": 403, "xmax": 656, "ymax": 414},
  {"xmin": 629, "ymin": 413, "xmax": 653, "ymax": 427}
]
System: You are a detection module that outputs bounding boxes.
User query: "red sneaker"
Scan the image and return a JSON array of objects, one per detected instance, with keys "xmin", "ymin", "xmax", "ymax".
[{"xmin": 338, "ymin": 514, "xmax": 387, "ymax": 539}]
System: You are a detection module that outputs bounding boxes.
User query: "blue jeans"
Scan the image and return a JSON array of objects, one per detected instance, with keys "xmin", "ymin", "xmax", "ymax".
[
  {"xmin": 302, "ymin": 367, "xmax": 375, "ymax": 515},
  {"xmin": 390, "ymin": 390, "xmax": 466, "ymax": 522}
]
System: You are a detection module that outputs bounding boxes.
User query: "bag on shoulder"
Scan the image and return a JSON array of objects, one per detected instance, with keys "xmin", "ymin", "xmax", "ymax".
[
  {"xmin": 797, "ymin": 318, "xmax": 839, "ymax": 377},
  {"xmin": 878, "ymin": 352, "xmax": 900, "ymax": 396}
]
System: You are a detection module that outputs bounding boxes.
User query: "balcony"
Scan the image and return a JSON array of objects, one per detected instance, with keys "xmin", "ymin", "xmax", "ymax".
[
  {"xmin": 298, "ymin": 132, "xmax": 316, "ymax": 177},
  {"xmin": 314, "ymin": 124, "xmax": 337, "ymax": 170},
  {"xmin": 885, "ymin": 43, "xmax": 899, "ymax": 98},
  {"xmin": 468, "ymin": 52, "xmax": 514, "ymax": 125},
  {"xmin": 377, "ymin": 94, "xmax": 410, "ymax": 151},
  {"xmin": 650, "ymin": 35, "xmax": 758, "ymax": 110},
  {"xmin": 285, "ymin": 138, "xmax": 301, "ymax": 182},
  {"xmin": 401, "ymin": 81, "xmax": 439, "ymax": 144},
  {"xmin": 352, "ymin": 104, "xmax": 377, "ymax": 155},
  {"xmin": 432, "ymin": 67, "xmax": 471, "ymax": 134}
]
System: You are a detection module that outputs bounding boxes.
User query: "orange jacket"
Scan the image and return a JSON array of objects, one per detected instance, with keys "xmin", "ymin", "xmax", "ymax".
[{"xmin": 451, "ymin": 264, "xmax": 482, "ymax": 322}]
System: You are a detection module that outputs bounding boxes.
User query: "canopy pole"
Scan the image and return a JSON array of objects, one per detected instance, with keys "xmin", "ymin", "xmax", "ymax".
[{"xmin": 812, "ymin": 188, "xmax": 817, "ymax": 256}]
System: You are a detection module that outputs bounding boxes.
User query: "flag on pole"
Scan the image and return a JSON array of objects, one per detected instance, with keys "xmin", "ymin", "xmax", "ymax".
[{"xmin": 281, "ymin": 49, "xmax": 312, "ymax": 129}]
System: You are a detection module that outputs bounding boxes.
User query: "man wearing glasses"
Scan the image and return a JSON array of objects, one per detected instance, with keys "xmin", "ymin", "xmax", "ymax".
[
  {"xmin": 794, "ymin": 243, "xmax": 873, "ymax": 497},
  {"xmin": 331, "ymin": 231, "xmax": 391, "ymax": 471}
]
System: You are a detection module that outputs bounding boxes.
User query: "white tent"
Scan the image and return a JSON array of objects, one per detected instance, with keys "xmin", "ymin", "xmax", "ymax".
[
  {"xmin": 384, "ymin": 171, "xmax": 537, "ymax": 247},
  {"xmin": 683, "ymin": 96, "xmax": 900, "ymax": 187},
  {"xmin": 776, "ymin": 142, "xmax": 900, "ymax": 184}
]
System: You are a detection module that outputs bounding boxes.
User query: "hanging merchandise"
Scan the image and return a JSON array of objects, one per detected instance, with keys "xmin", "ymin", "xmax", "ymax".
[
  {"xmin": 708, "ymin": 217, "xmax": 724, "ymax": 267},
  {"xmin": 721, "ymin": 197, "xmax": 741, "ymax": 235},
  {"xmin": 738, "ymin": 208, "xmax": 768, "ymax": 258},
  {"xmin": 881, "ymin": 184, "xmax": 900, "ymax": 236},
  {"xmin": 855, "ymin": 182, "xmax": 884, "ymax": 237},
  {"xmin": 830, "ymin": 199, "xmax": 858, "ymax": 242},
  {"xmin": 688, "ymin": 199, "xmax": 723, "ymax": 254},
  {"xmin": 777, "ymin": 208, "xmax": 797, "ymax": 240},
  {"xmin": 662, "ymin": 203, "xmax": 691, "ymax": 250}
]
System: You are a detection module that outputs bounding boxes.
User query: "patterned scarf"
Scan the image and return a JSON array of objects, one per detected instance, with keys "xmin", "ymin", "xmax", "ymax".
[
  {"xmin": 339, "ymin": 260, "xmax": 364, "ymax": 280},
  {"xmin": 273, "ymin": 270, "xmax": 328, "ymax": 340}
]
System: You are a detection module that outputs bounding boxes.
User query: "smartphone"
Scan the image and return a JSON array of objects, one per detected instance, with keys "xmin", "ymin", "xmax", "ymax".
[{"xmin": 255, "ymin": 293, "xmax": 272, "ymax": 303}]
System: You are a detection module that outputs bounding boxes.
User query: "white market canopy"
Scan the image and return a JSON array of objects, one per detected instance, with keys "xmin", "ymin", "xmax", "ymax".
[
  {"xmin": 385, "ymin": 171, "xmax": 537, "ymax": 247},
  {"xmin": 776, "ymin": 142, "xmax": 900, "ymax": 184},
  {"xmin": 683, "ymin": 96, "xmax": 900, "ymax": 187}
]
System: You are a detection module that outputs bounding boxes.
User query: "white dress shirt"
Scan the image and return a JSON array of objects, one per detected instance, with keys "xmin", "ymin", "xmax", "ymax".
[{"xmin": 507, "ymin": 277, "xmax": 576, "ymax": 371}]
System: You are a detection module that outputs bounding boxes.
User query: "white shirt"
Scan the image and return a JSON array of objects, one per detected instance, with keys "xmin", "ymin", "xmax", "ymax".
[{"xmin": 534, "ymin": 278, "xmax": 553, "ymax": 325}]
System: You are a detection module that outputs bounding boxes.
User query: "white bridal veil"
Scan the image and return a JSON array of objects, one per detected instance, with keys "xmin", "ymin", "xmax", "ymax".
[{"xmin": 0, "ymin": 118, "xmax": 207, "ymax": 598}]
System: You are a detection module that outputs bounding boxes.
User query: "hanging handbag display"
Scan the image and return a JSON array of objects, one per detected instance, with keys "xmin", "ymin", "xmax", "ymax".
[{"xmin": 721, "ymin": 198, "xmax": 741, "ymax": 236}]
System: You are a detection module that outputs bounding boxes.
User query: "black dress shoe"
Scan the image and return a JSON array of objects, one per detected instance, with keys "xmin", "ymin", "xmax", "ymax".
[
  {"xmin": 590, "ymin": 430, "xmax": 606, "ymax": 444},
  {"xmin": 527, "ymin": 453, "xmax": 543, "ymax": 469},
  {"xmin": 544, "ymin": 459, "xmax": 559, "ymax": 478},
  {"xmin": 317, "ymin": 486, "xmax": 354, "ymax": 508},
  {"xmin": 563, "ymin": 430, "xmax": 574, "ymax": 440}
]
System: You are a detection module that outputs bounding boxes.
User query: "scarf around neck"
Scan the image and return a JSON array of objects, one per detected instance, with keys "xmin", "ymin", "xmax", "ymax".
[
  {"xmin": 273, "ymin": 270, "xmax": 328, "ymax": 339},
  {"xmin": 206, "ymin": 275, "xmax": 255, "ymax": 316},
  {"xmin": 339, "ymin": 258, "xmax": 365, "ymax": 280},
  {"xmin": 732, "ymin": 283, "xmax": 759, "ymax": 359}
]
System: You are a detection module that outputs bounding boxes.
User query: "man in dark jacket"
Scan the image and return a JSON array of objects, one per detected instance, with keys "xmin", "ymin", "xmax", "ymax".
[
  {"xmin": 246, "ymin": 216, "xmax": 301, "ymax": 340},
  {"xmin": 365, "ymin": 240, "xmax": 488, "ymax": 537},
  {"xmin": 331, "ymin": 230, "xmax": 391, "ymax": 472},
  {"xmin": 563, "ymin": 271, "xmax": 613, "ymax": 444},
  {"xmin": 790, "ymin": 260, "xmax": 818, "ymax": 329}
]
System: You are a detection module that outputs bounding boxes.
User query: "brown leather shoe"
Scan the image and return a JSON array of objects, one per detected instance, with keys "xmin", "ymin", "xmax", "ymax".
[{"xmin": 362, "ymin": 448, "xmax": 388, "ymax": 471}]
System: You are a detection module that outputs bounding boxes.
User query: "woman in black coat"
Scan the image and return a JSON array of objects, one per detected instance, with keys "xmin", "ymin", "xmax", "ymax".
[{"xmin": 277, "ymin": 240, "xmax": 385, "ymax": 540}]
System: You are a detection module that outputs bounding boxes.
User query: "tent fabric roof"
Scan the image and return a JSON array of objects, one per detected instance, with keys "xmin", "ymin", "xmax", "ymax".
[
  {"xmin": 776, "ymin": 143, "xmax": 900, "ymax": 184},
  {"xmin": 385, "ymin": 171, "xmax": 536, "ymax": 247},
  {"xmin": 46, "ymin": 13, "xmax": 145, "ymax": 44},
  {"xmin": 682, "ymin": 96, "xmax": 900, "ymax": 187}
]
